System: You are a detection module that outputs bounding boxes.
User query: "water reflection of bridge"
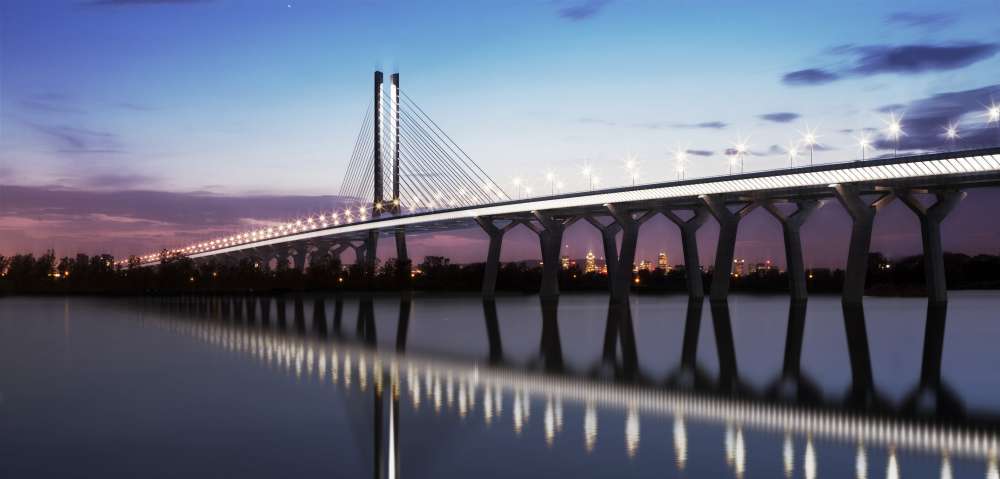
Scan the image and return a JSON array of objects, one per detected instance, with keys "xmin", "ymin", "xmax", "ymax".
[{"xmin": 135, "ymin": 293, "xmax": 1000, "ymax": 477}]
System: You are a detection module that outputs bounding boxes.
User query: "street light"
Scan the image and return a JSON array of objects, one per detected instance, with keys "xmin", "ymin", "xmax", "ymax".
[
  {"xmin": 673, "ymin": 148, "xmax": 688, "ymax": 180},
  {"xmin": 988, "ymin": 103, "xmax": 1000, "ymax": 145},
  {"xmin": 785, "ymin": 141, "xmax": 799, "ymax": 168},
  {"xmin": 733, "ymin": 137, "xmax": 749, "ymax": 173},
  {"xmin": 800, "ymin": 126, "xmax": 818, "ymax": 165},
  {"xmin": 944, "ymin": 123, "xmax": 959, "ymax": 151},
  {"xmin": 857, "ymin": 133, "xmax": 871, "ymax": 161},
  {"xmin": 885, "ymin": 112, "xmax": 904, "ymax": 157},
  {"xmin": 582, "ymin": 165, "xmax": 593, "ymax": 191},
  {"xmin": 624, "ymin": 156, "xmax": 638, "ymax": 186}
]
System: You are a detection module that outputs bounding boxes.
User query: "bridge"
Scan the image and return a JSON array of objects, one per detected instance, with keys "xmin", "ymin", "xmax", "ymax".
[{"xmin": 127, "ymin": 71, "xmax": 1000, "ymax": 305}]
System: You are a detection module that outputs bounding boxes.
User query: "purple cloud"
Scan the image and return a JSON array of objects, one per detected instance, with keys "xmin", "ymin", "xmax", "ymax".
[
  {"xmin": 557, "ymin": 0, "xmax": 612, "ymax": 21},
  {"xmin": 685, "ymin": 149, "xmax": 713, "ymax": 157},
  {"xmin": 759, "ymin": 112, "xmax": 801, "ymax": 123},
  {"xmin": 783, "ymin": 43, "xmax": 998, "ymax": 86},
  {"xmin": 849, "ymin": 43, "xmax": 998, "ymax": 75},
  {"xmin": 783, "ymin": 68, "xmax": 840, "ymax": 86}
]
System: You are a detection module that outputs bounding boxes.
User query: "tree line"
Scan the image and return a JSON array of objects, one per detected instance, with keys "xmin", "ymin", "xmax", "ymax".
[{"xmin": 2, "ymin": 250, "xmax": 1000, "ymax": 295}]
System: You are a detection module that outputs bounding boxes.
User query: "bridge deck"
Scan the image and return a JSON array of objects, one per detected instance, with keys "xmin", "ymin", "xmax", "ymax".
[{"xmin": 141, "ymin": 147, "xmax": 1000, "ymax": 265}]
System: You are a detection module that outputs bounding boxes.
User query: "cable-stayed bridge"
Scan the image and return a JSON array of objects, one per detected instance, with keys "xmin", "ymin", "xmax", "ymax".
[{"xmin": 128, "ymin": 71, "xmax": 1000, "ymax": 305}]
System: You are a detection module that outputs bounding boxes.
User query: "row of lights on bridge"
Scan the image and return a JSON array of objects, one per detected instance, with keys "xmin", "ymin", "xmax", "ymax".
[{"xmin": 124, "ymin": 106, "xmax": 1000, "ymax": 266}]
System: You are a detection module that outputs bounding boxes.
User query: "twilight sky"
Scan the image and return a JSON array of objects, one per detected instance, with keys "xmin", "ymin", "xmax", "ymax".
[{"xmin": 1, "ymin": 0, "xmax": 1000, "ymax": 266}]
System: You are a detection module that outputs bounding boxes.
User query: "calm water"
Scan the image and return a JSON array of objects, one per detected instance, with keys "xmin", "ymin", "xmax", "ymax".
[{"xmin": 2, "ymin": 292, "xmax": 999, "ymax": 478}]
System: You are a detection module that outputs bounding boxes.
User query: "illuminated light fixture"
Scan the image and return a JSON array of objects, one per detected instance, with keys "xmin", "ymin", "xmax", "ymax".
[
  {"xmin": 885, "ymin": 112, "xmax": 904, "ymax": 157},
  {"xmin": 800, "ymin": 125, "xmax": 819, "ymax": 165},
  {"xmin": 786, "ymin": 142, "xmax": 799, "ymax": 168},
  {"xmin": 856, "ymin": 132, "xmax": 872, "ymax": 161}
]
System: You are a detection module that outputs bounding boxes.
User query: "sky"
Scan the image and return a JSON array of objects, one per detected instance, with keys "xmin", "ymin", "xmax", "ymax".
[{"xmin": 1, "ymin": 0, "xmax": 1000, "ymax": 267}]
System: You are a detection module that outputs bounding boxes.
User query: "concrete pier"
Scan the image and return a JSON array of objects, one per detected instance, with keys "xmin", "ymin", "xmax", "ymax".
[
  {"xmin": 661, "ymin": 207, "xmax": 709, "ymax": 300},
  {"xmin": 703, "ymin": 196, "xmax": 757, "ymax": 301},
  {"xmin": 762, "ymin": 200, "xmax": 819, "ymax": 301},
  {"xmin": 897, "ymin": 189, "xmax": 964, "ymax": 303}
]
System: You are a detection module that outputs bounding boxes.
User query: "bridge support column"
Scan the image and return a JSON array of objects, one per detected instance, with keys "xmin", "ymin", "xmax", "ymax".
[
  {"xmin": 762, "ymin": 200, "xmax": 819, "ymax": 301},
  {"xmin": 583, "ymin": 216, "xmax": 621, "ymax": 280},
  {"xmin": 475, "ymin": 217, "xmax": 518, "ymax": 298},
  {"xmin": 529, "ymin": 213, "xmax": 576, "ymax": 298},
  {"xmin": 291, "ymin": 247, "xmax": 308, "ymax": 273},
  {"xmin": 897, "ymin": 189, "xmax": 964, "ymax": 304},
  {"xmin": 834, "ymin": 185, "xmax": 893, "ymax": 305},
  {"xmin": 703, "ymin": 196, "xmax": 757, "ymax": 302},
  {"xmin": 605, "ymin": 205, "xmax": 655, "ymax": 303},
  {"xmin": 662, "ymin": 207, "xmax": 709, "ymax": 300},
  {"xmin": 364, "ymin": 232, "xmax": 379, "ymax": 279}
]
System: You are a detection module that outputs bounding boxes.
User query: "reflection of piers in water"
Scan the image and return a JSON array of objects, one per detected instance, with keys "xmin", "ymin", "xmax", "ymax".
[{"xmin": 140, "ymin": 294, "xmax": 1000, "ymax": 475}]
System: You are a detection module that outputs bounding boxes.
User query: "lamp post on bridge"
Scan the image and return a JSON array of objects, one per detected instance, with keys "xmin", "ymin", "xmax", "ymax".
[{"xmin": 988, "ymin": 104, "xmax": 1000, "ymax": 145}]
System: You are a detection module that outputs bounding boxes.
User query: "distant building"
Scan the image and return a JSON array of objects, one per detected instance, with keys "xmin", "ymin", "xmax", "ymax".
[
  {"xmin": 752, "ymin": 260, "xmax": 776, "ymax": 274},
  {"xmin": 584, "ymin": 250, "xmax": 597, "ymax": 273},
  {"xmin": 657, "ymin": 251, "xmax": 669, "ymax": 271},
  {"xmin": 732, "ymin": 258, "xmax": 746, "ymax": 277},
  {"xmin": 637, "ymin": 259, "xmax": 654, "ymax": 272},
  {"xmin": 561, "ymin": 255, "xmax": 571, "ymax": 270}
]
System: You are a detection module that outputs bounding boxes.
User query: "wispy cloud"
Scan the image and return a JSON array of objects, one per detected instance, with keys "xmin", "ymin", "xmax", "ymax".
[
  {"xmin": 29, "ymin": 123, "xmax": 123, "ymax": 154},
  {"xmin": 80, "ymin": 0, "xmax": 211, "ymax": 6},
  {"xmin": 578, "ymin": 117, "xmax": 617, "ymax": 126},
  {"xmin": 20, "ymin": 93, "xmax": 85, "ymax": 114},
  {"xmin": 556, "ymin": 0, "xmax": 612, "ymax": 21},
  {"xmin": 885, "ymin": 12, "xmax": 956, "ymax": 29},
  {"xmin": 783, "ymin": 42, "xmax": 998, "ymax": 86},
  {"xmin": 634, "ymin": 120, "xmax": 727, "ymax": 130}
]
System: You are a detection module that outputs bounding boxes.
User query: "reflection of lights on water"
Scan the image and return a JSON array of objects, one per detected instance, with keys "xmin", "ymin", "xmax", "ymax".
[
  {"xmin": 555, "ymin": 398, "xmax": 564, "ymax": 432},
  {"xmin": 425, "ymin": 369, "xmax": 433, "ymax": 402},
  {"xmin": 584, "ymin": 403, "xmax": 598, "ymax": 453},
  {"xmin": 625, "ymin": 407, "xmax": 640, "ymax": 459},
  {"xmin": 458, "ymin": 382, "xmax": 468, "ymax": 418},
  {"xmin": 493, "ymin": 387, "xmax": 503, "ymax": 418},
  {"xmin": 410, "ymin": 368, "xmax": 421, "ymax": 410},
  {"xmin": 151, "ymin": 313, "xmax": 1000, "ymax": 467},
  {"xmin": 483, "ymin": 386, "xmax": 494, "ymax": 426},
  {"xmin": 726, "ymin": 423, "xmax": 736, "ymax": 465},
  {"xmin": 513, "ymin": 393, "xmax": 524, "ymax": 435},
  {"xmin": 734, "ymin": 428, "xmax": 746, "ymax": 478},
  {"xmin": 783, "ymin": 433, "xmax": 794, "ymax": 478},
  {"xmin": 856, "ymin": 443, "xmax": 867, "ymax": 479},
  {"xmin": 544, "ymin": 397, "xmax": 556, "ymax": 447},
  {"xmin": 358, "ymin": 356, "xmax": 367, "ymax": 391},
  {"xmin": 433, "ymin": 375, "xmax": 442, "ymax": 413},
  {"xmin": 674, "ymin": 415, "xmax": 688, "ymax": 470},
  {"xmin": 887, "ymin": 447, "xmax": 899, "ymax": 479},
  {"xmin": 330, "ymin": 351, "xmax": 339, "ymax": 382},
  {"xmin": 317, "ymin": 352, "xmax": 326, "ymax": 383},
  {"xmin": 804, "ymin": 435, "xmax": 816, "ymax": 479},
  {"xmin": 446, "ymin": 374, "xmax": 454, "ymax": 408},
  {"xmin": 940, "ymin": 454, "xmax": 952, "ymax": 479},
  {"xmin": 343, "ymin": 355, "xmax": 352, "ymax": 387}
]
